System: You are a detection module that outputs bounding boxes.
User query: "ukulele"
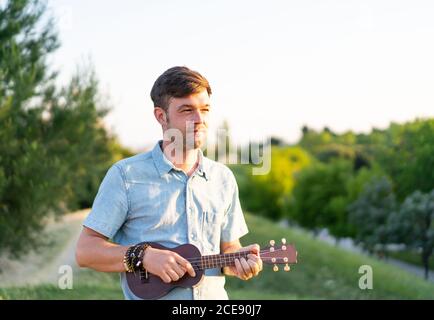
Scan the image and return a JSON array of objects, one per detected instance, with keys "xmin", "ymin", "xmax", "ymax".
[{"xmin": 125, "ymin": 238, "xmax": 298, "ymax": 299}]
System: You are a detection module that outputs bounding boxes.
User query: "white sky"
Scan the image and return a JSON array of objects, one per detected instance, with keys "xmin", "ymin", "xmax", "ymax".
[{"xmin": 47, "ymin": 0, "xmax": 434, "ymax": 151}]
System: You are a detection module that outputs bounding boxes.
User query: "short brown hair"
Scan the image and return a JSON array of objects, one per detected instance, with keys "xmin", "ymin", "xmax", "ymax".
[{"xmin": 150, "ymin": 66, "xmax": 212, "ymax": 111}]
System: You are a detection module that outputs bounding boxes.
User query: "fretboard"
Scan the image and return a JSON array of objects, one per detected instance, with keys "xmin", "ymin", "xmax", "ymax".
[{"xmin": 196, "ymin": 251, "xmax": 251, "ymax": 270}]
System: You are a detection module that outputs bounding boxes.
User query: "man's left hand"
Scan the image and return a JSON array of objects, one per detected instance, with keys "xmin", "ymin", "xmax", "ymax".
[{"xmin": 230, "ymin": 244, "xmax": 263, "ymax": 280}]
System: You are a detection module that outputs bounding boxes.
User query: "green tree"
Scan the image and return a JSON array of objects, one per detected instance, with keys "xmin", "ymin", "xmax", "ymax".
[
  {"xmin": 0, "ymin": 0, "xmax": 61, "ymax": 257},
  {"xmin": 355, "ymin": 119, "xmax": 434, "ymax": 200},
  {"xmin": 0, "ymin": 0, "xmax": 121, "ymax": 258},
  {"xmin": 388, "ymin": 190, "xmax": 434, "ymax": 280},
  {"xmin": 290, "ymin": 159, "xmax": 355, "ymax": 239},
  {"xmin": 348, "ymin": 177, "xmax": 397, "ymax": 256},
  {"xmin": 386, "ymin": 120, "xmax": 434, "ymax": 200},
  {"xmin": 43, "ymin": 69, "xmax": 119, "ymax": 210},
  {"xmin": 299, "ymin": 127, "xmax": 334, "ymax": 152},
  {"xmin": 240, "ymin": 146, "xmax": 311, "ymax": 221}
]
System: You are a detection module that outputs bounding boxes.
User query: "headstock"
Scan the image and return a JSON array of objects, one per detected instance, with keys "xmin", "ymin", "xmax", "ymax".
[{"xmin": 261, "ymin": 238, "xmax": 298, "ymax": 272}]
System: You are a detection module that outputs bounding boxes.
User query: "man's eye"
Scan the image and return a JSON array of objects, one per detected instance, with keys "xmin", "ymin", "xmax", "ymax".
[{"xmin": 182, "ymin": 109, "xmax": 191, "ymax": 112}]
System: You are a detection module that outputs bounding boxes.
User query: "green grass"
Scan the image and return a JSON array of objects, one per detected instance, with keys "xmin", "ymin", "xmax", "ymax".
[
  {"xmin": 1, "ymin": 213, "xmax": 433, "ymax": 299},
  {"xmin": 388, "ymin": 250, "xmax": 434, "ymax": 271},
  {"xmin": 225, "ymin": 214, "xmax": 434, "ymax": 299},
  {"xmin": 0, "ymin": 269, "xmax": 123, "ymax": 300},
  {"xmin": 0, "ymin": 217, "xmax": 80, "ymax": 288}
]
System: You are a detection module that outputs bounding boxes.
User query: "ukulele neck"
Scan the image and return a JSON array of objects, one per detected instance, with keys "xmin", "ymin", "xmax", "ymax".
[{"xmin": 198, "ymin": 251, "xmax": 251, "ymax": 270}]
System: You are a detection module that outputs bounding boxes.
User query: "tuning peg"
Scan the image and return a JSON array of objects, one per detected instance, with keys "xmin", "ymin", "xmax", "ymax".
[
  {"xmin": 273, "ymin": 265, "xmax": 279, "ymax": 272},
  {"xmin": 281, "ymin": 238, "xmax": 286, "ymax": 244},
  {"xmin": 270, "ymin": 240, "xmax": 275, "ymax": 246},
  {"xmin": 284, "ymin": 264, "xmax": 290, "ymax": 272}
]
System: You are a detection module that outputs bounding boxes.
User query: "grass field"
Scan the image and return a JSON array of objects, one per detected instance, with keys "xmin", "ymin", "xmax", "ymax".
[
  {"xmin": 1, "ymin": 213, "xmax": 433, "ymax": 300},
  {"xmin": 388, "ymin": 250, "xmax": 434, "ymax": 271}
]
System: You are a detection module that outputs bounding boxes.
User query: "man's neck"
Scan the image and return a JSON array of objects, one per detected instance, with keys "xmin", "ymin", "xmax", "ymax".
[{"xmin": 161, "ymin": 140, "xmax": 200, "ymax": 176}]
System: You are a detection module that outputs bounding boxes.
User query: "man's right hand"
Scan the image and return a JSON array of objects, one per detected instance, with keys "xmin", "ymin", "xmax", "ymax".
[{"xmin": 142, "ymin": 247, "xmax": 196, "ymax": 283}]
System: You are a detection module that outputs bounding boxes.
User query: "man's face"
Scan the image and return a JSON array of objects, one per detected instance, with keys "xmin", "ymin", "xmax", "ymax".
[{"xmin": 156, "ymin": 88, "xmax": 211, "ymax": 150}]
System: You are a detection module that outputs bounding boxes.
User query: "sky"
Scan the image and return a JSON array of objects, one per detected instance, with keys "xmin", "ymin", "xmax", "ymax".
[{"xmin": 47, "ymin": 0, "xmax": 434, "ymax": 151}]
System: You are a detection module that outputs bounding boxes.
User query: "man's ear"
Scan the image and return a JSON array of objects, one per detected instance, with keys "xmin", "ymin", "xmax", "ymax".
[{"xmin": 154, "ymin": 107, "xmax": 168, "ymax": 127}]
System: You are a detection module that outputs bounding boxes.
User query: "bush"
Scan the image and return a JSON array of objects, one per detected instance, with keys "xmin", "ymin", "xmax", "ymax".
[
  {"xmin": 237, "ymin": 146, "xmax": 311, "ymax": 221},
  {"xmin": 0, "ymin": 0, "xmax": 127, "ymax": 259}
]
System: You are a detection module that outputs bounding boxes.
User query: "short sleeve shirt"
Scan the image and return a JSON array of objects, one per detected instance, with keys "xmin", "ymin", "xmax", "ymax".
[{"xmin": 83, "ymin": 140, "xmax": 249, "ymax": 299}]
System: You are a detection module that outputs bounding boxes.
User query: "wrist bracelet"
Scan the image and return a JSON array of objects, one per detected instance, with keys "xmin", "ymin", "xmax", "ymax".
[
  {"xmin": 123, "ymin": 243, "xmax": 151, "ymax": 273},
  {"xmin": 135, "ymin": 243, "xmax": 151, "ymax": 269},
  {"xmin": 123, "ymin": 246, "xmax": 135, "ymax": 272}
]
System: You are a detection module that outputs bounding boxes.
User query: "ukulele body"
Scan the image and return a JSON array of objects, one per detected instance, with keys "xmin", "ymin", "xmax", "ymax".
[
  {"xmin": 125, "ymin": 239, "xmax": 298, "ymax": 300},
  {"xmin": 125, "ymin": 242, "xmax": 205, "ymax": 299}
]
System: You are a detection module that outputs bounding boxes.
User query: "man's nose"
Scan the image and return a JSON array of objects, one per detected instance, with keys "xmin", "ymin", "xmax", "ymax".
[{"xmin": 192, "ymin": 109, "xmax": 205, "ymax": 123}]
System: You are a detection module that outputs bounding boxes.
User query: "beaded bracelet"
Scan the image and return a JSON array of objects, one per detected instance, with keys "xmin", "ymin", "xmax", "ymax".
[
  {"xmin": 123, "ymin": 245, "xmax": 136, "ymax": 272},
  {"xmin": 134, "ymin": 243, "xmax": 151, "ymax": 270},
  {"xmin": 123, "ymin": 243, "xmax": 151, "ymax": 273}
]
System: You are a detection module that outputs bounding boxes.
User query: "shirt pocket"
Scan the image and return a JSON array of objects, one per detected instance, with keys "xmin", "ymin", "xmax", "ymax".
[{"xmin": 201, "ymin": 209, "xmax": 222, "ymax": 253}]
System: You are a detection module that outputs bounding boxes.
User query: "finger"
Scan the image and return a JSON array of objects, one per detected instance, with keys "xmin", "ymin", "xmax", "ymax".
[
  {"xmin": 174, "ymin": 253, "xmax": 190, "ymax": 266},
  {"xmin": 167, "ymin": 269, "xmax": 180, "ymax": 282},
  {"xmin": 251, "ymin": 244, "xmax": 260, "ymax": 256},
  {"xmin": 247, "ymin": 258, "xmax": 260, "ymax": 276},
  {"xmin": 227, "ymin": 265, "xmax": 236, "ymax": 275},
  {"xmin": 240, "ymin": 257, "xmax": 253, "ymax": 279},
  {"xmin": 234, "ymin": 258, "xmax": 247, "ymax": 279},
  {"xmin": 161, "ymin": 272, "xmax": 172, "ymax": 284},
  {"xmin": 175, "ymin": 254, "xmax": 196, "ymax": 277},
  {"xmin": 186, "ymin": 263, "xmax": 197, "ymax": 277},
  {"xmin": 248, "ymin": 254, "xmax": 263, "ymax": 271},
  {"xmin": 242, "ymin": 244, "xmax": 260, "ymax": 256},
  {"xmin": 171, "ymin": 262, "xmax": 186, "ymax": 278},
  {"xmin": 247, "ymin": 253, "xmax": 259, "ymax": 262}
]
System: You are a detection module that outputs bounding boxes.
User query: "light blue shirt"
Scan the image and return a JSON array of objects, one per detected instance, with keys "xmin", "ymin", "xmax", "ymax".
[{"xmin": 83, "ymin": 140, "xmax": 249, "ymax": 300}]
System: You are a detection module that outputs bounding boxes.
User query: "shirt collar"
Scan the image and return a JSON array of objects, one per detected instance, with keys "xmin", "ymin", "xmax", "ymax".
[
  {"xmin": 195, "ymin": 147, "xmax": 209, "ymax": 181},
  {"xmin": 151, "ymin": 140, "xmax": 209, "ymax": 181}
]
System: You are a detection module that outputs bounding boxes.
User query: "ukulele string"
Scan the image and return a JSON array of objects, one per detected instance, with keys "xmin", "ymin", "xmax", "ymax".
[
  {"xmin": 188, "ymin": 257, "xmax": 290, "ymax": 271},
  {"xmin": 185, "ymin": 247, "xmax": 285, "ymax": 263},
  {"xmin": 186, "ymin": 251, "xmax": 287, "ymax": 267},
  {"xmin": 186, "ymin": 249, "xmax": 289, "ymax": 270},
  {"xmin": 188, "ymin": 256, "xmax": 287, "ymax": 267},
  {"xmin": 135, "ymin": 248, "xmax": 291, "ymax": 273},
  {"xmin": 184, "ymin": 248, "xmax": 286, "ymax": 265}
]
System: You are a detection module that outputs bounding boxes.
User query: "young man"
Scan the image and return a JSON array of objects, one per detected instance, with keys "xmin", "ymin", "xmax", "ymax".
[{"xmin": 75, "ymin": 66, "xmax": 263, "ymax": 300}]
